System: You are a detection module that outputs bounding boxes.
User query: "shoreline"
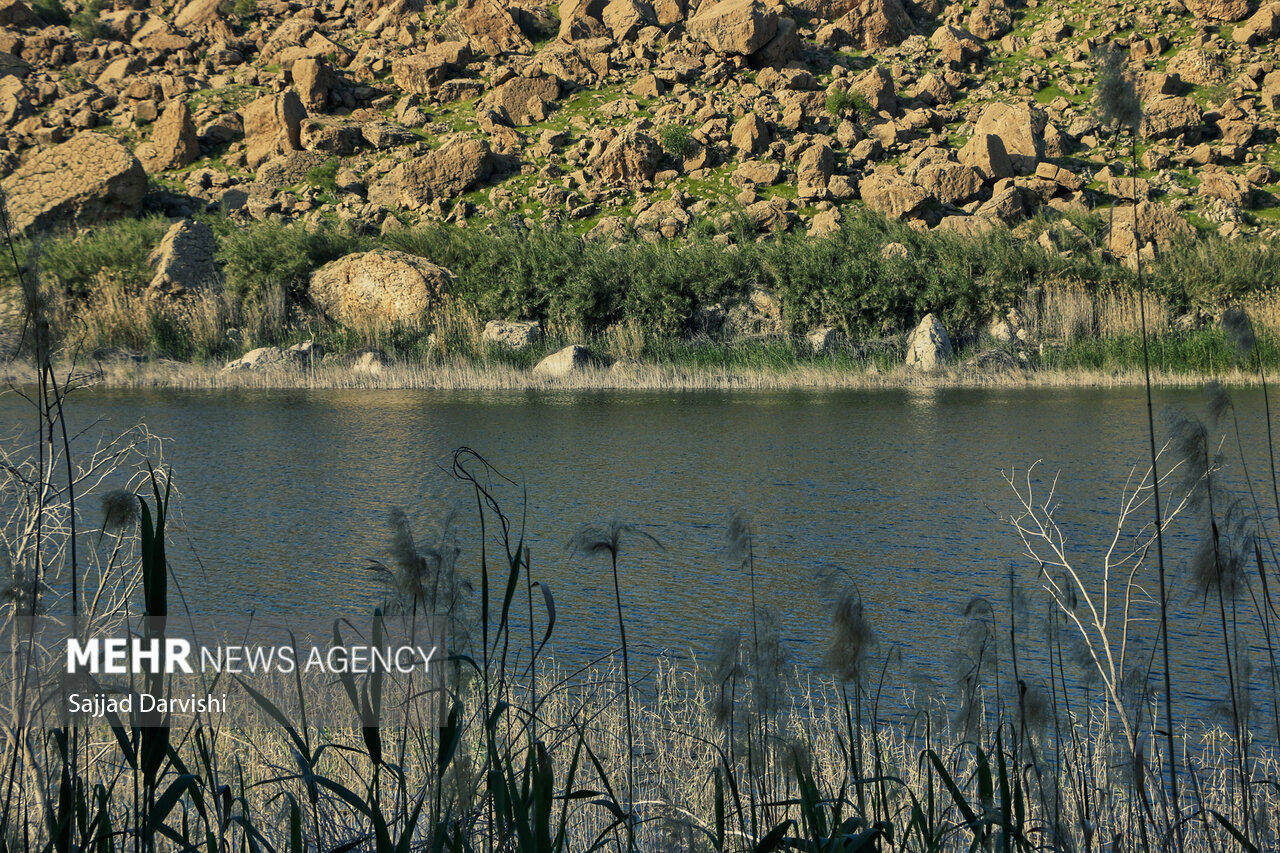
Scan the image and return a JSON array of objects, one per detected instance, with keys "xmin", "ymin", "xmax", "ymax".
[{"xmin": 2, "ymin": 358, "xmax": 1263, "ymax": 393}]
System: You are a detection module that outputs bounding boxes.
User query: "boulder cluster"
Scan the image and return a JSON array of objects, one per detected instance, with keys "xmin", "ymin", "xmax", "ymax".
[{"xmin": 0, "ymin": 0, "xmax": 1277, "ymax": 282}]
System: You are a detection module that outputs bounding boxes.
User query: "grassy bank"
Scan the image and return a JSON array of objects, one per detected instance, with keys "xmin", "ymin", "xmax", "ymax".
[
  {"xmin": 9, "ymin": 208, "xmax": 1280, "ymax": 381},
  {"xmin": 5, "ymin": 327, "xmax": 1275, "ymax": 392}
]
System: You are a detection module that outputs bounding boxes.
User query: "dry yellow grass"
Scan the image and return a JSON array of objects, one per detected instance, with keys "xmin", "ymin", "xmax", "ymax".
[{"xmin": 0, "ymin": 358, "xmax": 1258, "ymax": 394}]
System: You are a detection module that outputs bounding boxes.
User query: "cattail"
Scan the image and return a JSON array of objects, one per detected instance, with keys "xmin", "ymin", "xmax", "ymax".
[
  {"xmin": 826, "ymin": 586, "xmax": 876, "ymax": 686},
  {"xmin": 1221, "ymin": 306, "xmax": 1256, "ymax": 362},
  {"xmin": 100, "ymin": 489, "xmax": 139, "ymax": 533}
]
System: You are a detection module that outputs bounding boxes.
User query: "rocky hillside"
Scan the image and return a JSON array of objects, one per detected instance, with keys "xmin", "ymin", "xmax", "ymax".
[{"xmin": 0, "ymin": 0, "xmax": 1278, "ymax": 264}]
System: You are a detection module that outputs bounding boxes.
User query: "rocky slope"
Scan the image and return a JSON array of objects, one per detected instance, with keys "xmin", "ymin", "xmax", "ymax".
[{"xmin": 0, "ymin": 0, "xmax": 1278, "ymax": 268}]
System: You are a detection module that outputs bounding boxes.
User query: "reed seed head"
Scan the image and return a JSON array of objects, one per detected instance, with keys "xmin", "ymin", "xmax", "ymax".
[
  {"xmin": 100, "ymin": 489, "xmax": 139, "ymax": 533},
  {"xmin": 1205, "ymin": 380, "xmax": 1234, "ymax": 427},
  {"xmin": 826, "ymin": 586, "xmax": 876, "ymax": 686},
  {"xmin": 1094, "ymin": 44, "xmax": 1142, "ymax": 132}
]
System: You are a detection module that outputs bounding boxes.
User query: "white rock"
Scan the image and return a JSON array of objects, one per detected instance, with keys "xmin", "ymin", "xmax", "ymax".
[{"xmin": 905, "ymin": 313, "xmax": 952, "ymax": 371}]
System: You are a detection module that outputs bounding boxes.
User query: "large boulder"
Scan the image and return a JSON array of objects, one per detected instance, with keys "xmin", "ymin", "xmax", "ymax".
[
  {"xmin": 147, "ymin": 219, "xmax": 218, "ymax": 297},
  {"xmin": 833, "ymin": 0, "xmax": 912, "ymax": 49},
  {"xmin": 914, "ymin": 162, "xmax": 983, "ymax": 205},
  {"xmin": 293, "ymin": 58, "xmax": 335, "ymax": 112},
  {"xmin": 485, "ymin": 75, "xmax": 560, "ymax": 124},
  {"xmin": 958, "ymin": 132, "xmax": 1013, "ymax": 180},
  {"xmin": 731, "ymin": 113, "xmax": 771, "ymax": 155},
  {"xmin": 859, "ymin": 166, "xmax": 927, "ymax": 219},
  {"xmin": 137, "ymin": 100, "xmax": 199, "ymax": 173},
  {"xmin": 594, "ymin": 129, "xmax": 661, "ymax": 188},
  {"xmin": 368, "ymin": 137, "xmax": 494, "ymax": 209},
  {"xmin": 602, "ymin": 0, "xmax": 657, "ymax": 40},
  {"xmin": 1183, "ymin": 0, "xmax": 1249, "ymax": 20},
  {"xmin": 1233, "ymin": 4, "xmax": 1280, "ymax": 42},
  {"xmin": 0, "ymin": 0, "xmax": 40, "ymax": 27},
  {"xmin": 967, "ymin": 0, "xmax": 1012, "ymax": 39},
  {"xmin": 533, "ymin": 344, "xmax": 591, "ymax": 377},
  {"xmin": 483, "ymin": 320, "xmax": 542, "ymax": 349},
  {"xmin": 1140, "ymin": 95, "xmax": 1202, "ymax": 142},
  {"xmin": 393, "ymin": 43, "xmax": 471, "ymax": 94},
  {"xmin": 173, "ymin": 0, "xmax": 223, "ymax": 29},
  {"xmin": 1103, "ymin": 201, "xmax": 1194, "ymax": 268},
  {"xmin": 797, "ymin": 142, "xmax": 835, "ymax": 200},
  {"xmin": 449, "ymin": 0, "xmax": 531, "ymax": 54},
  {"xmin": 930, "ymin": 25, "xmax": 984, "ymax": 67},
  {"xmin": 972, "ymin": 102, "xmax": 1043, "ymax": 174},
  {"xmin": 0, "ymin": 133, "xmax": 146, "ymax": 238},
  {"xmin": 309, "ymin": 250, "xmax": 454, "ymax": 327},
  {"xmin": 688, "ymin": 0, "xmax": 778, "ymax": 55},
  {"xmin": 905, "ymin": 313, "xmax": 952, "ymax": 371},
  {"xmin": 557, "ymin": 0, "xmax": 609, "ymax": 39},
  {"xmin": 242, "ymin": 91, "xmax": 306, "ymax": 169}
]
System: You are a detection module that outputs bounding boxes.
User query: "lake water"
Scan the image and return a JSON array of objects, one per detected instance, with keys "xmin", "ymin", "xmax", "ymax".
[{"xmin": 3, "ymin": 383, "xmax": 1276, "ymax": 723}]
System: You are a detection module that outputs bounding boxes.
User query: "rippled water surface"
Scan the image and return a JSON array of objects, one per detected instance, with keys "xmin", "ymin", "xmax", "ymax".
[{"xmin": 5, "ymin": 384, "xmax": 1275, "ymax": 717}]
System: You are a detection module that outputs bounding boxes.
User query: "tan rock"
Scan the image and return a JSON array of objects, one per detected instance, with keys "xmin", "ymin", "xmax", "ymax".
[
  {"xmin": 173, "ymin": 0, "xmax": 223, "ymax": 30},
  {"xmin": 967, "ymin": 0, "xmax": 1011, "ymax": 40},
  {"xmin": 483, "ymin": 320, "xmax": 542, "ymax": 349},
  {"xmin": 824, "ymin": 0, "xmax": 912, "ymax": 48},
  {"xmin": 905, "ymin": 313, "xmax": 952, "ymax": 370},
  {"xmin": 368, "ymin": 137, "xmax": 494, "ymax": 209},
  {"xmin": 1139, "ymin": 95, "xmax": 1201, "ymax": 141},
  {"xmin": 731, "ymin": 159, "xmax": 784, "ymax": 186},
  {"xmin": 293, "ymin": 58, "xmax": 334, "ymax": 112},
  {"xmin": 310, "ymin": 250, "xmax": 454, "ymax": 327},
  {"xmin": 533, "ymin": 344, "xmax": 591, "ymax": 377},
  {"xmin": 147, "ymin": 219, "xmax": 217, "ymax": 296},
  {"xmin": 0, "ymin": 132, "xmax": 146, "ymax": 238},
  {"xmin": 450, "ymin": 0, "xmax": 531, "ymax": 54},
  {"xmin": 973, "ymin": 102, "xmax": 1043, "ymax": 174},
  {"xmin": 930, "ymin": 25, "xmax": 984, "ymax": 67},
  {"xmin": 1183, "ymin": 0, "xmax": 1249, "ymax": 21},
  {"xmin": 731, "ymin": 113, "xmax": 770, "ymax": 155},
  {"xmin": 958, "ymin": 132, "xmax": 1013, "ymax": 180},
  {"xmin": 688, "ymin": 0, "xmax": 778, "ymax": 55},
  {"xmin": 797, "ymin": 142, "xmax": 835, "ymax": 199},
  {"xmin": 601, "ymin": 0, "xmax": 656, "ymax": 40},
  {"xmin": 485, "ymin": 75, "xmax": 560, "ymax": 124},
  {"xmin": 914, "ymin": 162, "xmax": 982, "ymax": 204},
  {"xmin": 557, "ymin": 0, "xmax": 609, "ymax": 40},
  {"xmin": 850, "ymin": 65, "xmax": 896, "ymax": 114},
  {"xmin": 859, "ymin": 166, "xmax": 927, "ymax": 218},
  {"xmin": 137, "ymin": 100, "xmax": 199, "ymax": 173},
  {"xmin": 595, "ymin": 129, "xmax": 661, "ymax": 188},
  {"xmin": 1199, "ymin": 170, "xmax": 1252, "ymax": 205},
  {"xmin": 1233, "ymin": 3, "xmax": 1280, "ymax": 42},
  {"xmin": 0, "ymin": 0, "xmax": 40, "ymax": 27},
  {"xmin": 242, "ymin": 91, "xmax": 306, "ymax": 169}
]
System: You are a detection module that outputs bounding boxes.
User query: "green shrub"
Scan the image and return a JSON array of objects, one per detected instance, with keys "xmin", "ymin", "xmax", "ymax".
[
  {"xmin": 825, "ymin": 89, "xmax": 872, "ymax": 119},
  {"xmin": 306, "ymin": 158, "xmax": 340, "ymax": 195},
  {"xmin": 217, "ymin": 0, "xmax": 256, "ymax": 17},
  {"xmin": 36, "ymin": 215, "xmax": 170, "ymax": 297},
  {"xmin": 69, "ymin": 0, "xmax": 108, "ymax": 41},
  {"xmin": 29, "ymin": 0, "xmax": 68, "ymax": 24},
  {"xmin": 658, "ymin": 124, "xmax": 694, "ymax": 160},
  {"xmin": 217, "ymin": 220, "xmax": 367, "ymax": 304}
]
